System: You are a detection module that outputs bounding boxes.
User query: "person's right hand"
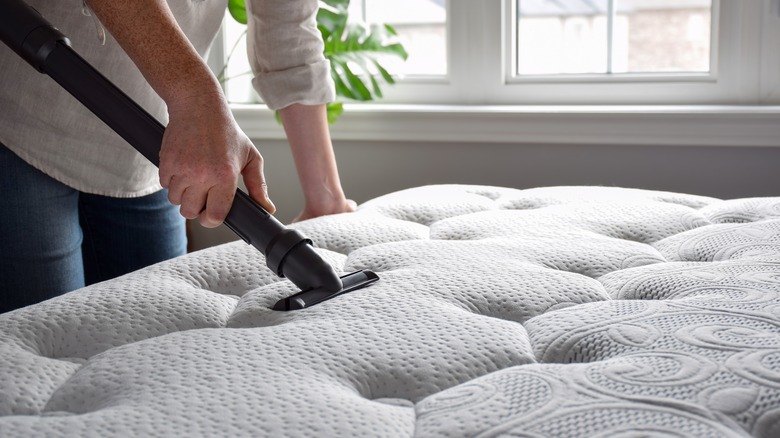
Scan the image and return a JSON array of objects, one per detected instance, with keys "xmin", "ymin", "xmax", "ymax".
[
  {"xmin": 81, "ymin": 1, "xmax": 273, "ymax": 227},
  {"xmin": 159, "ymin": 92, "xmax": 275, "ymax": 228}
]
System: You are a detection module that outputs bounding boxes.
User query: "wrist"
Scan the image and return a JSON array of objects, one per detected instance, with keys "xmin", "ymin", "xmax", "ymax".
[
  {"xmin": 165, "ymin": 86, "xmax": 230, "ymax": 118},
  {"xmin": 303, "ymin": 186, "xmax": 347, "ymax": 208},
  {"xmin": 159, "ymin": 62, "xmax": 224, "ymax": 110},
  {"xmin": 296, "ymin": 197, "xmax": 357, "ymax": 222}
]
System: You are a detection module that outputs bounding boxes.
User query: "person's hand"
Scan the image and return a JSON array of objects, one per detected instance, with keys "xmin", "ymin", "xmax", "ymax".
[
  {"xmin": 293, "ymin": 198, "xmax": 357, "ymax": 223},
  {"xmin": 81, "ymin": 0, "xmax": 275, "ymax": 226},
  {"xmin": 159, "ymin": 92, "xmax": 275, "ymax": 228}
]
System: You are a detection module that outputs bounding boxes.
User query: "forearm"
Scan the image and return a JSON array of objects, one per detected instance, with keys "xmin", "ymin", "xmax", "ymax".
[
  {"xmin": 85, "ymin": 0, "xmax": 222, "ymax": 105},
  {"xmin": 85, "ymin": 0, "xmax": 275, "ymax": 224},
  {"xmin": 278, "ymin": 104, "xmax": 346, "ymax": 207}
]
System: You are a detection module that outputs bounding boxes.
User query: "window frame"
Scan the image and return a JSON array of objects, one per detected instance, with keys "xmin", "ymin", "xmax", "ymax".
[
  {"xmin": 220, "ymin": 0, "xmax": 780, "ymax": 147},
  {"xmin": 373, "ymin": 0, "xmax": 780, "ymax": 105},
  {"xmin": 506, "ymin": 0, "xmax": 718, "ymax": 81}
]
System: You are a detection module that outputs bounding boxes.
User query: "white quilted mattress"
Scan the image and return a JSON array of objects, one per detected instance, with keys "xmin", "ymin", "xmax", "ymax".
[{"xmin": 2, "ymin": 185, "xmax": 780, "ymax": 437}]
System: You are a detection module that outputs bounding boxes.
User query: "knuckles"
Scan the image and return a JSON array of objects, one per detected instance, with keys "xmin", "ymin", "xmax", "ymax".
[{"xmin": 179, "ymin": 204, "xmax": 201, "ymax": 220}]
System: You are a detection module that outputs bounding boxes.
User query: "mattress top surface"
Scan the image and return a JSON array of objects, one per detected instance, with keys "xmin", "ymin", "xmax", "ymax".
[{"xmin": 2, "ymin": 185, "xmax": 780, "ymax": 437}]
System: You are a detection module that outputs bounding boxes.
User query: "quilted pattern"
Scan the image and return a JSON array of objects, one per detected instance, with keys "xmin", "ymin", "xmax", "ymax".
[{"xmin": 1, "ymin": 185, "xmax": 779, "ymax": 437}]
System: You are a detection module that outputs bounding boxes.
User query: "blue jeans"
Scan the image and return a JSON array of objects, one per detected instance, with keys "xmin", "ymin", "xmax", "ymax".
[{"xmin": 0, "ymin": 144, "xmax": 186, "ymax": 313}]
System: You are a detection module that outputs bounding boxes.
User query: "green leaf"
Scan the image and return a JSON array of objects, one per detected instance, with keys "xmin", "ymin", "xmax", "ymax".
[
  {"xmin": 369, "ymin": 75, "xmax": 382, "ymax": 98},
  {"xmin": 227, "ymin": 0, "xmax": 247, "ymax": 25},
  {"xmin": 342, "ymin": 63, "xmax": 372, "ymax": 100},
  {"xmin": 331, "ymin": 67, "xmax": 357, "ymax": 100},
  {"xmin": 373, "ymin": 61, "xmax": 395, "ymax": 85},
  {"xmin": 322, "ymin": 19, "xmax": 408, "ymax": 102},
  {"xmin": 321, "ymin": 0, "xmax": 350, "ymax": 11},
  {"xmin": 381, "ymin": 42, "xmax": 409, "ymax": 61},
  {"xmin": 317, "ymin": 7, "xmax": 347, "ymax": 38},
  {"xmin": 326, "ymin": 102, "xmax": 344, "ymax": 124},
  {"xmin": 384, "ymin": 24, "xmax": 398, "ymax": 36}
]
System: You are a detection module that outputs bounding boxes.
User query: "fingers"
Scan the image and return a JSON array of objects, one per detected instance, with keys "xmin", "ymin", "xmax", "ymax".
[
  {"xmin": 179, "ymin": 186, "xmax": 207, "ymax": 220},
  {"xmin": 158, "ymin": 123, "xmax": 272, "ymax": 226},
  {"xmin": 163, "ymin": 172, "xmax": 236, "ymax": 227},
  {"xmin": 164, "ymin": 174, "xmax": 187, "ymax": 206},
  {"xmin": 198, "ymin": 183, "xmax": 236, "ymax": 228},
  {"xmin": 242, "ymin": 150, "xmax": 276, "ymax": 214},
  {"xmin": 163, "ymin": 160, "xmax": 273, "ymax": 228}
]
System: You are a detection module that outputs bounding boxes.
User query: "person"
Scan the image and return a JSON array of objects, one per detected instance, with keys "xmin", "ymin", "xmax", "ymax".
[{"xmin": 0, "ymin": 0, "xmax": 355, "ymax": 313}]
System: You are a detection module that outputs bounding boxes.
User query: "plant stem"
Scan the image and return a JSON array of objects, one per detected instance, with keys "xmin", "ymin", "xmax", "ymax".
[
  {"xmin": 222, "ymin": 70, "xmax": 254, "ymax": 82},
  {"xmin": 217, "ymin": 29, "xmax": 248, "ymax": 83}
]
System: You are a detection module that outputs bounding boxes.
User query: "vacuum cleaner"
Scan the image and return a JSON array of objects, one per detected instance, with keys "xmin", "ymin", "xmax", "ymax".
[{"xmin": 0, "ymin": 0, "xmax": 378, "ymax": 311}]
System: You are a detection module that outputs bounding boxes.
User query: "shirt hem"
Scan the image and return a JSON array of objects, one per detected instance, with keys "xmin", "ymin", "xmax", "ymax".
[{"xmin": 2, "ymin": 144, "xmax": 163, "ymax": 198}]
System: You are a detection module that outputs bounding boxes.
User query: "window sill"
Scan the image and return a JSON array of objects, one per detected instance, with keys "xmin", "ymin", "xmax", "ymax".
[{"xmin": 230, "ymin": 103, "xmax": 780, "ymax": 147}]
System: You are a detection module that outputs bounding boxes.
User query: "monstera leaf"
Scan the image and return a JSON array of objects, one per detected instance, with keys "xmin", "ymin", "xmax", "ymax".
[
  {"xmin": 325, "ymin": 21, "xmax": 407, "ymax": 101},
  {"xmin": 225, "ymin": 0, "xmax": 406, "ymax": 123}
]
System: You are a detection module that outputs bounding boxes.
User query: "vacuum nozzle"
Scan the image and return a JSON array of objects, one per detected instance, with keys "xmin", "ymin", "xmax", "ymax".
[
  {"xmin": 222, "ymin": 191, "xmax": 378, "ymax": 310},
  {"xmin": 272, "ymin": 270, "xmax": 379, "ymax": 311}
]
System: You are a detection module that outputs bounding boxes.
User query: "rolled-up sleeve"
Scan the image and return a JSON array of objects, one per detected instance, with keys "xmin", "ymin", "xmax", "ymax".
[{"xmin": 245, "ymin": 0, "xmax": 336, "ymax": 110}]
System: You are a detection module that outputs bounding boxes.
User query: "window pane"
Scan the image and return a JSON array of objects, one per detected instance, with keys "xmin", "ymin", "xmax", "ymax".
[
  {"xmin": 614, "ymin": 0, "xmax": 711, "ymax": 73},
  {"xmin": 517, "ymin": 0, "xmax": 610, "ymax": 75},
  {"xmin": 223, "ymin": 19, "xmax": 255, "ymax": 103},
  {"xmin": 358, "ymin": 0, "xmax": 447, "ymax": 76},
  {"xmin": 515, "ymin": 0, "xmax": 712, "ymax": 76}
]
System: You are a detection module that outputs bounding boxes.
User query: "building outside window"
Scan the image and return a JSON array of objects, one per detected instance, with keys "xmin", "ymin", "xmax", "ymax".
[{"xmin": 515, "ymin": 0, "xmax": 712, "ymax": 75}]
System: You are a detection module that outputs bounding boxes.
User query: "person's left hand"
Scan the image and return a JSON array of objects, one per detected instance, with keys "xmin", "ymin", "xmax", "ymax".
[{"xmin": 293, "ymin": 198, "xmax": 357, "ymax": 223}]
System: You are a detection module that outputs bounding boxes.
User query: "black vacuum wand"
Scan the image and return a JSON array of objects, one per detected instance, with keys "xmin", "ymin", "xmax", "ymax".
[{"xmin": 0, "ymin": 0, "xmax": 378, "ymax": 310}]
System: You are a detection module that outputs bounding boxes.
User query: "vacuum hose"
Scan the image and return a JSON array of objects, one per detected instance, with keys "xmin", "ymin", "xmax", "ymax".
[{"xmin": 0, "ymin": 0, "xmax": 343, "ymax": 294}]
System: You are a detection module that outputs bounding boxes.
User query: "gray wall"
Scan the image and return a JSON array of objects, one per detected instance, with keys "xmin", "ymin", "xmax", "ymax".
[{"xmin": 188, "ymin": 139, "xmax": 780, "ymax": 251}]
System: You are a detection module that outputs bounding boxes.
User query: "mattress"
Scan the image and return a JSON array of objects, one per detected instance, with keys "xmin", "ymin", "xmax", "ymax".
[{"xmin": 1, "ymin": 185, "xmax": 779, "ymax": 437}]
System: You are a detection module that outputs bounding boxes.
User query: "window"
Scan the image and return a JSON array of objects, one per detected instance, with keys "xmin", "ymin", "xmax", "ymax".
[
  {"xmin": 349, "ymin": 0, "xmax": 447, "ymax": 77},
  {"xmin": 219, "ymin": 17, "xmax": 255, "ymax": 104},
  {"xmin": 219, "ymin": 0, "xmax": 779, "ymax": 105},
  {"xmin": 219, "ymin": 0, "xmax": 780, "ymax": 139},
  {"xmin": 515, "ymin": 0, "xmax": 712, "ymax": 75},
  {"xmin": 346, "ymin": 0, "xmax": 779, "ymax": 105}
]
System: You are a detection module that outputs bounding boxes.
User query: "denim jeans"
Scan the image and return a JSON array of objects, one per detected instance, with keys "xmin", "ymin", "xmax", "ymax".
[{"xmin": 0, "ymin": 144, "xmax": 186, "ymax": 313}]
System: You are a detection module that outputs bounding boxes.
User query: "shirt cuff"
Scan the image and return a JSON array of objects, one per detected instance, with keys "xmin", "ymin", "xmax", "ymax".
[{"xmin": 252, "ymin": 59, "xmax": 336, "ymax": 110}]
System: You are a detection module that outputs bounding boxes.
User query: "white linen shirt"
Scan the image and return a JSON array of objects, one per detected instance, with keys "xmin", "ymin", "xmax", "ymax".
[{"xmin": 0, "ymin": 0, "xmax": 335, "ymax": 197}]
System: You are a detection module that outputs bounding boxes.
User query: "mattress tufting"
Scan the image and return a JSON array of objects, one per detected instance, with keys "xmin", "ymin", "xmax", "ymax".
[{"xmin": 1, "ymin": 185, "xmax": 780, "ymax": 437}]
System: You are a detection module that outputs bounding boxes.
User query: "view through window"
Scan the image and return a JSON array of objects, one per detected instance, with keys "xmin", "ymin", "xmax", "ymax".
[
  {"xmin": 350, "ymin": 0, "xmax": 448, "ymax": 77},
  {"xmin": 516, "ymin": 0, "xmax": 713, "ymax": 76},
  {"xmin": 218, "ymin": 0, "xmax": 764, "ymax": 106}
]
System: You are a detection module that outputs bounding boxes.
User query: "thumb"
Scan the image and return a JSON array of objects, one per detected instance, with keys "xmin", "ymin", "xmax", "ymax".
[{"xmin": 242, "ymin": 151, "xmax": 276, "ymax": 214}]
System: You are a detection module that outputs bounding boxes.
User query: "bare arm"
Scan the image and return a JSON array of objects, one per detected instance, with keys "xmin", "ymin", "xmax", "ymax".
[
  {"xmin": 85, "ymin": 0, "xmax": 275, "ymax": 227},
  {"xmin": 278, "ymin": 104, "xmax": 355, "ymax": 222},
  {"xmin": 246, "ymin": 0, "xmax": 354, "ymax": 221}
]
